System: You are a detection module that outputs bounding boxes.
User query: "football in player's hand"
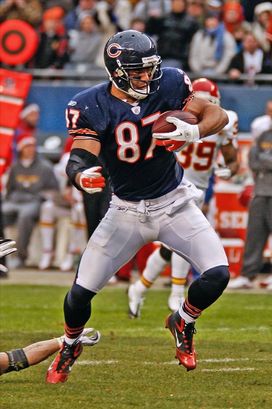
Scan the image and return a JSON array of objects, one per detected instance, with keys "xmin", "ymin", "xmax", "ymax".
[
  {"xmin": 152, "ymin": 110, "xmax": 198, "ymax": 151},
  {"xmin": 152, "ymin": 110, "xmax": 198, "ymax": 134}
]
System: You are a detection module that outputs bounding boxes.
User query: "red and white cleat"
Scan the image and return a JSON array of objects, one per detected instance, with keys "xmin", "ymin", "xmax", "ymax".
[
  {"xmin": 46, "ymin": 340, "xmax": 83, "ymax": 384},
  {"xmin": 165, "ymin": 311, "xmax": 197, "ymax": 371}
]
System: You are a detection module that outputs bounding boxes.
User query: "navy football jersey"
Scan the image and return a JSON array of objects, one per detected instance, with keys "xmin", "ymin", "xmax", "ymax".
[{"xmin": 66, "ymin": 67, "xmax": 193, "ymax": 200}]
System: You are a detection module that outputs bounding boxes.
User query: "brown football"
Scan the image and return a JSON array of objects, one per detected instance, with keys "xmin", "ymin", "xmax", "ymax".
[{"xmin": 152, "ymin": 110, "xmax": 198, "ymax": 134}]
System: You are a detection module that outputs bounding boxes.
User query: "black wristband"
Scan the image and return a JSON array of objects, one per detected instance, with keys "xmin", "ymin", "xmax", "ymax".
[
  {"xmin": 5, "ymin": 349, "xmax": 29, "ymax": 373},
  {"xmin": 66, "ymin": 148, "xmax": 100, "ymax": 189}
]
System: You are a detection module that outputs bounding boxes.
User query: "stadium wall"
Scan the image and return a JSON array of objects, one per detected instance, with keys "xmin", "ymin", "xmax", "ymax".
[{"xmin": 27, "ymin": 83, "xmax": 272, "ymax": 138}]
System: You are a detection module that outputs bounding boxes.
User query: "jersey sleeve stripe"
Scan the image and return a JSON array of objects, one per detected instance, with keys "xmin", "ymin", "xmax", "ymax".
[
  {"xmin": 73, "ymin": 136, "xmax": 100, "ymax": 142},
  {"xmin": 68, "ymin": 128, "xmax": 98, "ymax": 136}
]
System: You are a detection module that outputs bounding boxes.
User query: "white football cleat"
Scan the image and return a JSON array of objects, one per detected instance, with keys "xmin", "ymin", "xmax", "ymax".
[
  {"xmin": 80, "ymin": 328, "xmax": 101, "ymax": 346},
  {"xmin": 38, "ymin": 252, "xmax": 54, "ymax": 270},
  {"xmin": 168, "ymin": 293, "xmax": 185, "ymax": 312},
  {"xmin": 228, "ymin": 276, "xmax": 253, "ymax": 289},
  {"xmin": 60, "ymin": 253, "xmax": 74, "ymax": 272},
  {"xmin": 128, "ymin": 283, "xmax": 144, "ymax": 319}
]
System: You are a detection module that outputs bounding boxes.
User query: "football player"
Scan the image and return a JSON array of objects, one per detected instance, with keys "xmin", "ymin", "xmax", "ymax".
[
  {"xmin": 46, "ymin": 30, "xmax": 230, "ymax": 381},
  {"xmin": 128, "ymin": 78, "xmax": 239, "ymax": 315}
]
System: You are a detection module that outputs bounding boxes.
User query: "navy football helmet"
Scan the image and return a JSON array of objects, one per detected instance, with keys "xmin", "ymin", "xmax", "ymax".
[{"xmin": 104, "ymin": 30, "xmax": 162, "ymax": 100}]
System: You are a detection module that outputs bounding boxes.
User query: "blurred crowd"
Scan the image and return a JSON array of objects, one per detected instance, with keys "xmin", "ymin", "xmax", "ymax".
[{"xmin": 0, "ymin": 0, "xmax": 272, "ymax": 78}]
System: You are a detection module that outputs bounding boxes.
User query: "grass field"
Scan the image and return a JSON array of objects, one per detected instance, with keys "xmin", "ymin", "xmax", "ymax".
[{"xmin": 0, "ymin": 284, "xmax": 271, "ymax": 409}]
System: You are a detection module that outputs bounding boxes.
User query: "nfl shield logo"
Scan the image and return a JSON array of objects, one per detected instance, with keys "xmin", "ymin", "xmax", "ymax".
[{"xmin": 131, "ymin": 106, "xmax": 141, "ymax": 115}]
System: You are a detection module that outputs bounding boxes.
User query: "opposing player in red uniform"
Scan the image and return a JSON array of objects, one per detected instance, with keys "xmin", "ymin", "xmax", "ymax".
[
  {"xmin": 46, "ymin": 30, "xmax": 230, "ymax": 382},
  {"xmin": 128, "ymin": 78, "xmax": 239, "ymax": 315}
]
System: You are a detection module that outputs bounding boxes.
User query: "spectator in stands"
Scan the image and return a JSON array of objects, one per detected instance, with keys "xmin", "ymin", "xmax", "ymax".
[
  {"xmin": 41, "ymin": 1, "xmax": 73, "ymax": 13},
  {"xmin": 228, "ymin": 126, "xmax": 272, "ymax": 290},
  {"xmin": 64, "ymin": 0, "xmax": 97, "ymax": 31},
  {"xmin": 189, "ymin": 10, "xmax": 236, "ymax": 75},
  {"xmin": 130, "ymin": 17, "xmax": 146, "ymax": 32},
  {"xmin": 110, "ymin": 0, "xmax": 132, "ymax": 30},
  {"xmin": 251, "ymin": 99, "xmax": 272, "ymax": 140},
  {"xmin": 223, "ymin": 0, "xmax": 251, "ymax": 35},
  {"xmin": 241, "ymin": 0, "xmax": 269, "ymax": 23},
  {"xmin": 186, "ymin": 0, "xmax": 205, "ymax": 25},
  {"xmin": 146, "ymin": 0, "xmax": 199, "ymax": 70},
  {"xmin": 0, "ymin": 0, "xmax": 43, "ymax": 27},
  {"xmin": 252, "ymin": 2, "xmax": 272, "ymax": 53},
  {"xmin": 231, "ymin": 21, "xmax": 252, "ymax": 53},
  {"xmin": 33, "ymin": 6, "xmax": 69, "ymax": 69},
  {"xmin": 91, "ymin": 1, "xmax": 122, "ymax": 66},
  {"xmin": 2, "ymin": 134, "xmax": 59, "ymax": 268},
  {"xmin": 66, "ymin": 12, "xmax": 103, "ymax": 72},
  {"xmin": 15, "ymin": 104, "xmax": 40, "ymax": 142},
  {"xmin": 132, "ymin": 0, "xmax": 171, "ymax": 21},
  {"xmin": 38, "ymin": 151, "xmax": 87, "ymax": 271},
  {"xmin": 228, "ymin": 32, "xmax": 272, "ymax": 80},
  {"xmin": 204, "ymin": 0, "xmax": 223, "ymax": 19}
]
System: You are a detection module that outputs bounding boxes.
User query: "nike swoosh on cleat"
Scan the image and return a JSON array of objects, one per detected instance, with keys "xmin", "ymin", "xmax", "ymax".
[
  {"xmin": 175, "ymin": 320, "xmax": 185, "ymax": 332},
  {"xmin": 174, "ymin": 329, "xmax": 182, "ymax": 348}
]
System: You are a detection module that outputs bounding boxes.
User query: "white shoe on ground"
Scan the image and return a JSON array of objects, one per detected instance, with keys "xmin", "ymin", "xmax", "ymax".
[
  {"xmin": 168, "ymin": 293, "xmax": 185, "ymax": 312},
  {"xmin": 60, "ymin": 253, "xmax": 74, "ymax": 272},
  {"xmin": 128, "ymin": 283, "xmax": 144, "ymax": 319},
  {"xmin": 39, "ymin": 252, "xmax": 53, "ymax": 270},
  {"xmin": 228, "ymin": 276, "xmax": 253, "ymax": 289}
]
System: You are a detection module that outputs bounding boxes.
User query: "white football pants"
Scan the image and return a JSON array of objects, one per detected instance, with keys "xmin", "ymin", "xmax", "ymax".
[{"xmin": 76, "ymin": 180, "xmax": 228, "ymax": 292}]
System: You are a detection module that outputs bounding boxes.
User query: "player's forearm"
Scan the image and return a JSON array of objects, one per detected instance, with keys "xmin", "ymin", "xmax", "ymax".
[
  {"xmin": 0, "ymin": 338, "xmax": 61, "ymax": 375},
  {"xmin": 198, "ymin": 105, "xmax": 228, "ymax": 138},
  {"xmin": 23, "ymin": 338, "xmax": 61, "ymax": 366},
  {"xmin": 222, "ymin": 145, "xmax": 239, "ymax": 176},
  {"xmin": 226, "ymin": 160, "xmax": 239, "ymax": 176},
  {"xmin": 66, "ymin": 139, "xmax": 101, "ymax": 188},
  {"xmin": 0, "ymin": 352, "xmax": 9, "ymax": 374}
]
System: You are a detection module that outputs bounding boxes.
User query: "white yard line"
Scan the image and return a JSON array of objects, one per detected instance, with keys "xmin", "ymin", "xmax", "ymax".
[
  {"xmin": 201, "ymin": 367, "xmax": 256, "ymax": 372},
  {"xmin": 74, "ymin": 357, "xmax": 265, "ymax": 368}
]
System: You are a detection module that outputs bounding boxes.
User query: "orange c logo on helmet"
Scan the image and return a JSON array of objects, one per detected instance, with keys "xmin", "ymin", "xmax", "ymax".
[{"xmin": 107, "ymin": 43, "xmax": 122, "ymax": 58}]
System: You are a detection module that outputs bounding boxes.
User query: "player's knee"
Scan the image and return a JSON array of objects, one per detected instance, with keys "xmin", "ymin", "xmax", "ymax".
[
  {"xmin": 203, "ymin": 265, "xmax": 230, "ymax": 291},
  {"xmin": 67, "ymin": 283, "xmax": 96, "ymax": 309},
  {"xmin": 160, "ymin": 245, "xmax": 172, "ymax": 262}
]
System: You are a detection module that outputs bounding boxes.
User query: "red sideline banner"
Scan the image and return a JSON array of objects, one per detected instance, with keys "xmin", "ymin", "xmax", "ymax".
[
  {"xmin": 0, "ymin": 69, "xmax": 32, "ymax": 129},
  {"xmin": 0, "ymin": 69, "xmax": 33, "ymax": 188}
]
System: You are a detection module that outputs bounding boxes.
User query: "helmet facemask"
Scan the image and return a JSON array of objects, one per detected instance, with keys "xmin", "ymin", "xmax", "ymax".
[{"xmin": 110, "ymin": 55, "xmax": 162, "ymax": 100}]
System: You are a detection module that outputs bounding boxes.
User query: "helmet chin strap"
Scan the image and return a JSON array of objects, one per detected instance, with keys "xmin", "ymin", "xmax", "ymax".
[
  {"xmin": 112, "ymin": 80, "xmax": 149, "ymax": 101},
  {"xmin": 128, "ymin": 86, "xmax": 149, "ymax": 100}
]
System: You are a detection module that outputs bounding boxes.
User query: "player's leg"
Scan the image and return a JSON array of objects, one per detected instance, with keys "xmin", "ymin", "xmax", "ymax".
[
  {"xmin": 16, "ymin": 202, "xmax": 40, "ymax": 265},
  {"xmin": 168, "ymin": 252, "xmax": 189, "ymax": 311},
  {"xmin": 38, "ymin": 200, "xmax": 57, "ymax": 270},
  {"xmin": 47, "ymin": 207, "xmax": 147, "ymax": 383},
  {"xmin": 60, "ymin": 202, "xmax": 87, "ymax": 272},
  {"xmin": 168, "ymin": 191, "xmax": 206, "ymax": 311},
  {"xmin": 160, "ymin": 201, "xmax": 229, "ymax": 370},
  {"xmin": 128, "ymin": 245, "xmax": 171, "ymax": 318},
  {"xmin": 229, "ymin": 196, "xmax": 269, "ymax": 289}
]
